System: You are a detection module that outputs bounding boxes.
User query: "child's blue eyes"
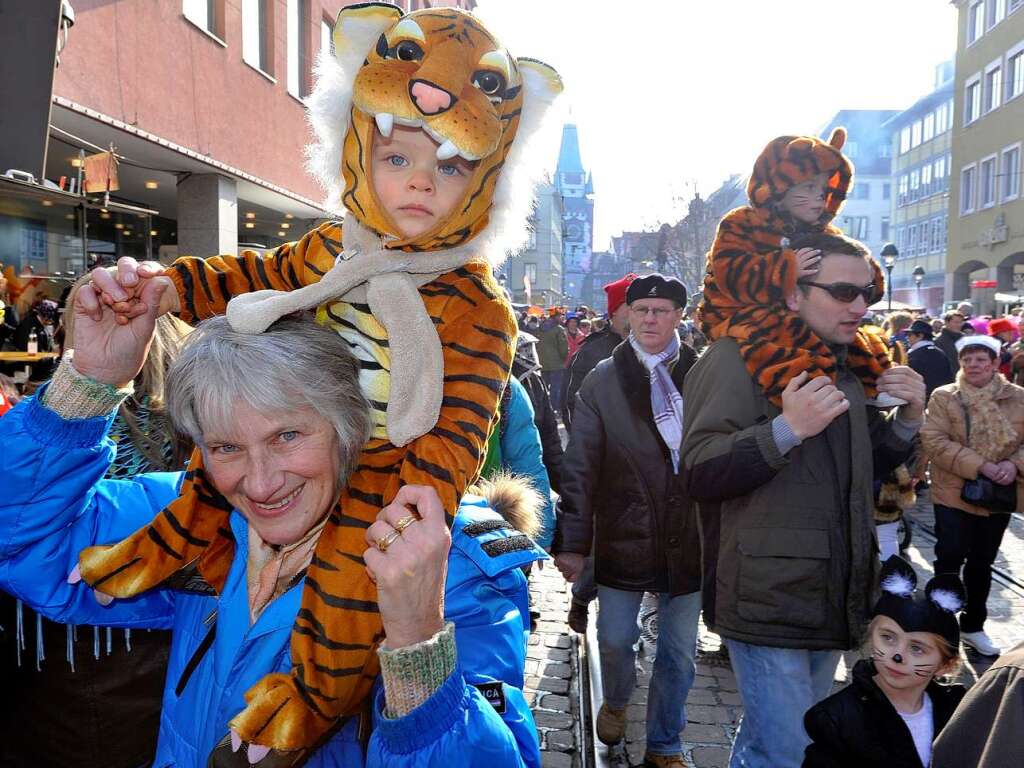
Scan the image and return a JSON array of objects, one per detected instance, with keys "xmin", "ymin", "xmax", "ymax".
[{"xmin": 381, "ymin": 154, "xmax": 462, "ymax": 177}]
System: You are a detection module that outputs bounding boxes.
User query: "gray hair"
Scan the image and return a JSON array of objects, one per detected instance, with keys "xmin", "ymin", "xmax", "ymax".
[{"xmin": 166, "ymin": 315, "xmax": 371, "ymax": 481}]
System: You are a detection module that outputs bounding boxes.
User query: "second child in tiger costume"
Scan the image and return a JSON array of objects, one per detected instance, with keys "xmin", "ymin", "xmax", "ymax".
[
  {"xmin": 699, "ymin": 128, "xmax": 894, "ymax": 406},
  {"xmin": 82, "ymin": 3, "xmax": 562, "ymax": 763}
]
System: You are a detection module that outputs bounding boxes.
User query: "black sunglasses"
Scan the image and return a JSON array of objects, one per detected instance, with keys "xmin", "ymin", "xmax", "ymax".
[{"xmin": 799, "ymin": 280, "xmax": 879, "ymax": 304}]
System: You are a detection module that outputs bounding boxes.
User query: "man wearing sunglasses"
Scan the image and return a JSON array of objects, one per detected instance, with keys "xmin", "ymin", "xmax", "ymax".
[{"xmin": 682, "ymin": 232, "xmax": 926, "ymax": 768}]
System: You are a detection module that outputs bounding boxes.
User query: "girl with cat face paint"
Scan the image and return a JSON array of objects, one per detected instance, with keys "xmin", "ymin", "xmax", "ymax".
[{"xmin": 801, "ymin": 557, "xmax": 968, "ymax": 768}]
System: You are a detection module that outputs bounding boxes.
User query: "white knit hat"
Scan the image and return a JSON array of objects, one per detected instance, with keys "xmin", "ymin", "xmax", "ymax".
[{"xmin": 955, "ymin": 334, "xmax": 1001, "ymax": 356}]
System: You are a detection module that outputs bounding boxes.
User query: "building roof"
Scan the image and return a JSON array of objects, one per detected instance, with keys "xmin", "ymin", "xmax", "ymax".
[{"xmin": 881, "ymin": 78, "xmax": 955, "ymax": 132}]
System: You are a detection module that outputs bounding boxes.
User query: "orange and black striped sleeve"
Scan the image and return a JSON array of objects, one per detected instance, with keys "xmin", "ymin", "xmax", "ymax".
[
  {"xmin": 393, "ymin": 288, "xmax": 517, "ymax": 518},
  {"xmin": 709, "ymin": 213, "xmax": 795, "ymax": 309},
  {"xmin": 165, "ymin": 222, "xmax": 342, "ymax": 323}
]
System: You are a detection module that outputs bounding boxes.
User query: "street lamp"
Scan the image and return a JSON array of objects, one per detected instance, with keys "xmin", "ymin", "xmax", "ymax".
[
  {"xmin": 912, "ymin": 265, "xmax": 926, "ymax": 307},
  {"xmin": 880, "ymin": 243, "xmax": 899, "ymax": 312}
]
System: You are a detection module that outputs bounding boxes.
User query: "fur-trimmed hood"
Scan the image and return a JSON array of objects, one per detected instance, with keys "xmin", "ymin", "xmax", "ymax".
[
  {"xmin": 469, "ymin": 472, "xmax": 543, "ymax": 541},
  {"xmin": 305, "ymin": 3, "xmax": 563, "ymax": 266}
]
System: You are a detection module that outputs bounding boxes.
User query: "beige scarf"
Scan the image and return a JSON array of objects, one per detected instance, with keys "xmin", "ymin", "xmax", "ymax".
[
  {"xmin": 246, "ymin": 515, "xmax": 329, "ymax": 623},
  {"xmin": 957, "ymin": 371, "xmax": 1019, "ymax": 462},
  {"xmin": 225, "ymin": 219, "xmax": 482, "ymax": 447}
]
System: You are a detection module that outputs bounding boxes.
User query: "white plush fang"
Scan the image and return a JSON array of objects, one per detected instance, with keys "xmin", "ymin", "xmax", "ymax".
[
  {"xmin": 436, "ymin": 140, "xmax": 459, "ymax": 160},
  {"xmin": 421, "ymin": 124, "xmax": 446, "ymax": 144},
  {"xmin": 374, "ymin": 112, "xmax": 394, "ymax": 138},
  {"xmin": 930, "ymin": 589, "xmax": 964, "ymax": 613},
  {"xmin": 881, "ymin": 573, "xmax": 915, "ymax": 597}
]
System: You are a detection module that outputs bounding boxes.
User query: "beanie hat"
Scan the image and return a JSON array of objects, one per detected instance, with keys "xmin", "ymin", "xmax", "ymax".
[
  {"xmin": 626, "ymin": 273, "xmax": 688, "ymax": 307},
  {"xmin": 874, "ymin": 556, "xmax": 965, "ymax": 649},
  {"xmin": 989, "ymin": 317, "xmax": 1015, "ymax": 336},
  {"xmin": 604, "ymin": 273, "xmax": 638, "ymax": 315},
  {"xmin": 956, "ymin": 334, "xmax": 1001, "ymax": 357}
]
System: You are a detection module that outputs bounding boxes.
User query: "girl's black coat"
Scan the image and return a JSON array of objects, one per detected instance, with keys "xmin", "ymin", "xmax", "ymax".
[{"xmin": 803, "ymin": 659, "xmax": 967, "ymax": 768}]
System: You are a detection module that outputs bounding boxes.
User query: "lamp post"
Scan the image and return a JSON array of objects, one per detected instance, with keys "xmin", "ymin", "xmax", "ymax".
[
  {"xmin": 913, "ymin": 265, "xmax": 926, "ymax": 308},
  {"xmin": 881, "ymin": 243, "xmax": 898, "ymax": 312}
]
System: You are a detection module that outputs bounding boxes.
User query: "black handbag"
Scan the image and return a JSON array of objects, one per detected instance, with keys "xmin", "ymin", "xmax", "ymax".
[{"xmin": 958, "ymin": 394, "xmax": 1017, "ymax": 512}]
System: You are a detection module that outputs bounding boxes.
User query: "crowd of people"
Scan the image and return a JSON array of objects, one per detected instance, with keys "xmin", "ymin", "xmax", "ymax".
[
  {"xmin": 539, "ymin": 129, "xmax": 1023, "ymax": 768},
  {"xmin": 1, "ymin": 6, "xmax": 1023, "ymax": 768}
]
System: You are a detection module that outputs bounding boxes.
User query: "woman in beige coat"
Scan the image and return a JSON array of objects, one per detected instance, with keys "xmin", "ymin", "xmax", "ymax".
[{"xmin": 921, "ymin": 334, "xmax": 1024, "ymax": 659}]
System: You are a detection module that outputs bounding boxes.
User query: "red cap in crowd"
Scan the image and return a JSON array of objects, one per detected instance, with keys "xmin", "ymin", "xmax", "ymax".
[
  {"xmin": 990, "ymin": 317, "xmax": 1015, "ymax": 336},
  {"xmin": 604, "ymin": 273, "xmax": 638, "ymax": 315}
]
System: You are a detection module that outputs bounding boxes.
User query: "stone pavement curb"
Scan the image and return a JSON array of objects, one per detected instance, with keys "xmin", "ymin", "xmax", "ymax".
[{"xmin": 525, "ymin": 564, "xmax": 584, "ymax": 768}]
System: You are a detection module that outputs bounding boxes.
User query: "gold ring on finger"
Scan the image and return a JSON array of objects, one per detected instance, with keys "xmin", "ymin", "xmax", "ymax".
[
  {"xmin": 393, "ymin": 515, "xmax": 418, "ymax": 534},
  {"xmin": 376, "ymin": 530, "xmax": 401, "ymax": 553}
]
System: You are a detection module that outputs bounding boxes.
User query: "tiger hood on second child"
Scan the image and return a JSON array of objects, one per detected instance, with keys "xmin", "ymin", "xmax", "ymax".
[{"xmin": 698, "ymin": 129, "xmax": 892, "ymax": 407}]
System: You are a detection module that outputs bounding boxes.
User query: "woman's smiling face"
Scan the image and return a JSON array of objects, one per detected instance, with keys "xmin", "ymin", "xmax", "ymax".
[{"xmin": 201, "ymin": 401, "xmax": 341, "ymax": 546}]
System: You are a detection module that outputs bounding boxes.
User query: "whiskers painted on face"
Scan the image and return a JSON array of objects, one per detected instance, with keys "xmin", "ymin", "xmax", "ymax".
[
  {"xmin": 912, "ymin": 663, "xmax": 938, "ymax": 678},
  {"xmin": 872, "ymin": 647, "xmax": 888, "ymax": 661}
]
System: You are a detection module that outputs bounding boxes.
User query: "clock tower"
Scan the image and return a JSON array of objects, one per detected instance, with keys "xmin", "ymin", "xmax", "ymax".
[{"xmin": 554, "ymin": 123, "xmax": 593, "ymax": 305}]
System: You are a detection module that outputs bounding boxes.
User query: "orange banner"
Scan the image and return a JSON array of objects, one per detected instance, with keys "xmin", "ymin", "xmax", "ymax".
[{"xmin": 83, "ymin": 151, "xmax": 120, "ymax": 194}]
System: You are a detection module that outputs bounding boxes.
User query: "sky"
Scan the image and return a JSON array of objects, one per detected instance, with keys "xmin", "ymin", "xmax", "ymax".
[{"xmin": 474, "ymin": 0, "xmax": 960, "ymax": 250}]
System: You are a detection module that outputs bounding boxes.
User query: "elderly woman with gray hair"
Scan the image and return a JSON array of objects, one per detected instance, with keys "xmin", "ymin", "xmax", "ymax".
[{"xmin": 0, "ymin": 279, "xmax": 545, "ymax": 767}]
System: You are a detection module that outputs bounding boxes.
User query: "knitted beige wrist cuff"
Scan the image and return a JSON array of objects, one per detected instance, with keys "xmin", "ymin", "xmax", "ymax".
[
  {"xmin": 378, "ymin": 622, "xmax": 456, "ymax": 719},
  {"xmin": 42, "ymin": 358, "xmax": 134, "ymax": 419}
]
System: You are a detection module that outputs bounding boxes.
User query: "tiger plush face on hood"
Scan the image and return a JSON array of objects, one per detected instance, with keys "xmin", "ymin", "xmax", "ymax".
[
  {"xmin": 306, "ymin": 3, "xmax": 563, "ymax": 259},
  {"xmin": 747, "ymin": 127, "xmax": 853, "ymax": 231}
]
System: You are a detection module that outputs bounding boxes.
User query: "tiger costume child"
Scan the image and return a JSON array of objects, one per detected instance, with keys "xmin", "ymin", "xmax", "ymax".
[
  {"xmin": 698, "ymin": 129, "xmax": 891, "ymax": 406},
  {"xmin": 76, "ymin": 3, "xmax": 562, "ymax": 761}
]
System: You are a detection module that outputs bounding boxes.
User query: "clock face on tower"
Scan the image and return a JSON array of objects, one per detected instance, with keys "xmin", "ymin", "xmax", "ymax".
[{"xmin": 566, "ymin": 222, "xmax": 583, "ymax": 240}]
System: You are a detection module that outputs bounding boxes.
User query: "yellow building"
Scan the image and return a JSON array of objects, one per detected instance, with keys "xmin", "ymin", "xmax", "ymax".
[{"xmin": 948, "ymin": 0, "xmax": 1024, "ymax": 311}]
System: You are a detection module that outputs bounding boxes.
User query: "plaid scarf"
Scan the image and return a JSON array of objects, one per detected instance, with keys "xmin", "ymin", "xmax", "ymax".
[{"xmin": 629, "ymin": 331, "xmax": 684, "ymax": 473}]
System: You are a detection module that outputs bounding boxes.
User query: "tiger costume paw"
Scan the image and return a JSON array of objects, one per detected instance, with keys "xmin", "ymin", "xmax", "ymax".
[
  {"xmin": 67, "ymin": 564, "xmax": 115, "ymax": 605},
  {"xmin": 206, "ymin": 730, "xmax": 306, "ymax": 768},
  {"xmin": 227, "ymin": 674, "xmax": 330, "ymax": 757}
]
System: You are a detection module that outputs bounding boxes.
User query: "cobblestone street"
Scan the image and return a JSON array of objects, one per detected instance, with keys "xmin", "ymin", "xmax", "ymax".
[{"xmin": 525, "ymin": 564, "xmax": 584, "ymax": 768}]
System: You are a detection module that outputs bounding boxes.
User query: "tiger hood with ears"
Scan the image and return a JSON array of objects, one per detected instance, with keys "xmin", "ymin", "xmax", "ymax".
[
  {"xmin": 698, "ymin": 128, "xmax": 891, "ymax": 406},
  {"xmin": 75, "ymin": 3, "xmax": 563, "ymax": 762},
  {"xmin": 305, "ymin": 2, "xmax": 562, "ymax": 260}
]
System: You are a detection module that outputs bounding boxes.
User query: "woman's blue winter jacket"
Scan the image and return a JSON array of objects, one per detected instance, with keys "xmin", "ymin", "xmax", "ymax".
[{"xmin": 0, "ymin": 391, "xmax": 545, "ymax": 767}]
